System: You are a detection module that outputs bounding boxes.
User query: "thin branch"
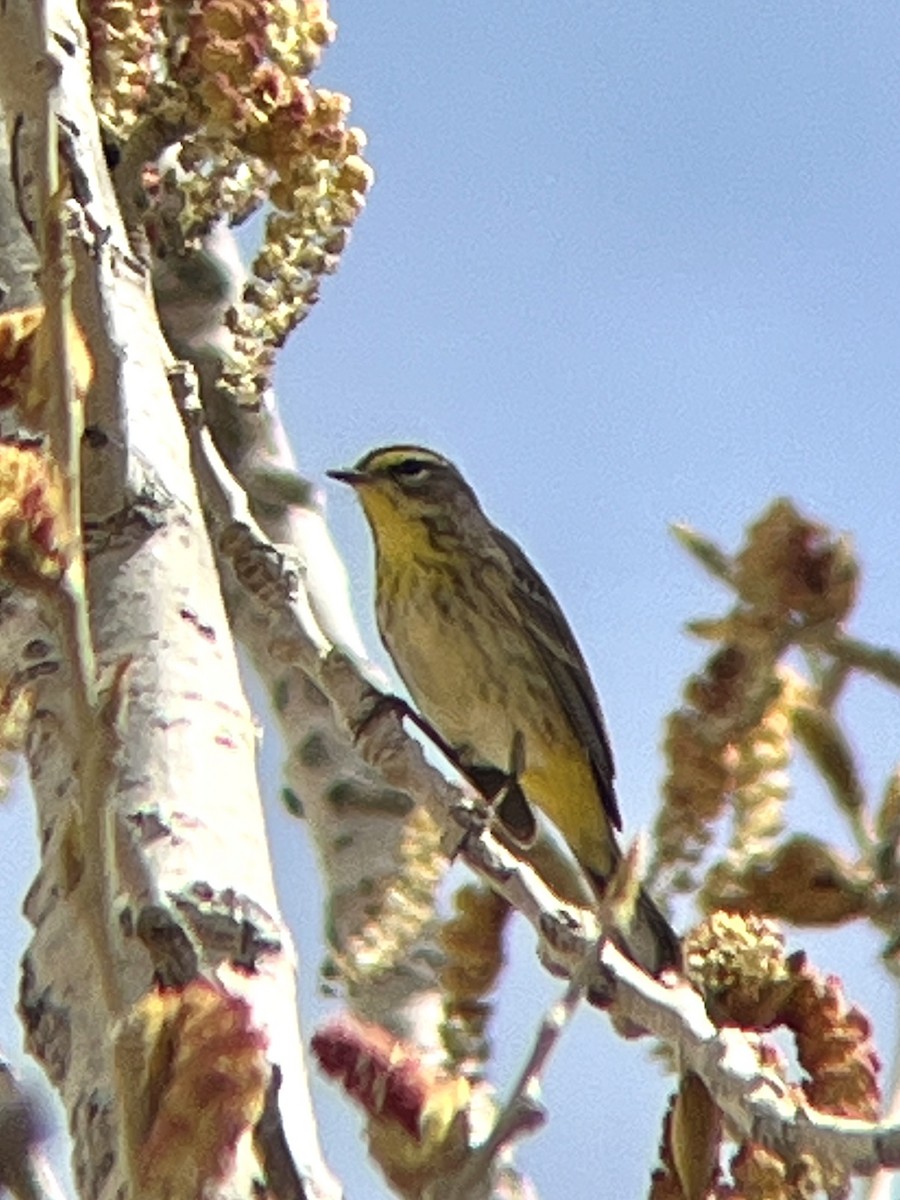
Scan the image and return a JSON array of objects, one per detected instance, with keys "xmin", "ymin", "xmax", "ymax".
[
  {"xmin": 437, "ymin": 979, "xmax": 585, "ymax": 1200},
  {"xmin": 184, "ymin": 409, "xmax": 900, "ymax": 1185},
  {"xmin": 819, "ymin": 632, "xmax": 900, "ymax": 690}
]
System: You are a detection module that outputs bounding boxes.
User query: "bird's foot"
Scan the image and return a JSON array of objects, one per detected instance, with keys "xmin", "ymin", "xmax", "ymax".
[{"xmin": 466, "ymin": 764, "xmax": 537, "ymax": 845}]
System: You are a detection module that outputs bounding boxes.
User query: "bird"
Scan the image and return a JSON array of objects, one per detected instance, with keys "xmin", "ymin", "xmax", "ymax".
[{"xmin": 328, "ymin": 444, "xmax": 679, "ymax": 975}]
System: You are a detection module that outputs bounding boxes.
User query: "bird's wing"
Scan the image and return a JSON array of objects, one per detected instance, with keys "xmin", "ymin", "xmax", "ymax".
[{"xmin": 491, "ymin": 528, "xmax": 622, "ymax": 831}]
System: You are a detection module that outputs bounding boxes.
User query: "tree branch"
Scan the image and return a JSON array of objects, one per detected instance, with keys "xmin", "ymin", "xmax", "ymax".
[{"xmin": 184, "ymin": 407, "xmax": 900, "ymax": 1187}]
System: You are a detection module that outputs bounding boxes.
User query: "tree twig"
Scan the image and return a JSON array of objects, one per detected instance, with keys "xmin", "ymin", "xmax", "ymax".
[
  {"xmin": 819, "ymin": 632, "xmax": 900, "ymax": 690},
  {"xmin": 437, "ymin": 978, "xmax": 585, "ymax": 1200},
  {"xmin": 184, "ymin": 408, "xmax": 900, "ymax": 1187}
]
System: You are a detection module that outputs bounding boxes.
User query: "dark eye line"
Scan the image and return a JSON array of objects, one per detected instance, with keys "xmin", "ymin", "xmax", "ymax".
[{"xmin": 390, "ymin": 459, "xmax": 433, "ymax": 479}]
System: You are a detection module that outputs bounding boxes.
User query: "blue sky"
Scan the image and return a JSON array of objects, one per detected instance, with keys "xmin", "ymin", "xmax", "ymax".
[{"xmin": 4, "ymin": 3, "xmax": 900, "ymax": 1197}]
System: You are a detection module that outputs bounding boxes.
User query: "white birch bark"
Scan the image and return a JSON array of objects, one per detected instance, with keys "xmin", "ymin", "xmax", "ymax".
[
  {"xmin": 157, "ymin": 199, "xmax": 449, "ymax": 1054},
  {"xmin": 0, "ymin": 3, "xmax": 341, "ymax": 1196}
]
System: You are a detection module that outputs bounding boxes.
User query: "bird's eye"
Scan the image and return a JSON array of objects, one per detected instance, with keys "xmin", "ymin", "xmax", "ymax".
[{"xmin": 390, "ymin": 459, "xmax": 431, "ymax": 481}]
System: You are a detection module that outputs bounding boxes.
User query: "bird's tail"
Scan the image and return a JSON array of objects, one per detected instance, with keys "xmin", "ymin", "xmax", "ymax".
[{"xmin": 586, "ymin": 869, "xmax": 680, "ymax": 977}]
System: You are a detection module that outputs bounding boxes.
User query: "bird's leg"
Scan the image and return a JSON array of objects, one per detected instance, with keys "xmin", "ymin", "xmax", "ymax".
[
  {"xmin": 358, "ymin": 696, "xmax": 537, "ymax": 843},
  {"xmin": 486, "ymin": 731, "xmax": 537, "ymax": 846},
  {"xmin": 461, "ymin": 764, "xmax": 533, "ymax": 845},
  {"xmin": 430, "ymin": 727, "xmax": 535, "ymax": 847},
  {"xmin": 355, "ymin": 692, "xmax": 472, "ymax": 773}
]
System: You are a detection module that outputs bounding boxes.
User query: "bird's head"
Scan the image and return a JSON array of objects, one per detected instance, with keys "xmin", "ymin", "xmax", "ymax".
[{"xmin": 328, "ymin": 445, "xmax": 483, "ymax": 551}]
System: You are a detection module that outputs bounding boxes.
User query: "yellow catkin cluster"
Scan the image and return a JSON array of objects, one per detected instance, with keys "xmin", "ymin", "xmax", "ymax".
[
  {"xmin": 183, "ymin": 1, "xmax": 320, "ymax": 139},
  {"xmin": 312, "ymin": 1015, "xmax": 472, "ymax": 1195},
  {"xmin": 330, "ymin": 804, "xmax": 447, "ymax": 991},
  {"xmin": 168, "ymin": 141, "xmax": 274, "ymax": 235},
  {"xmin": 178, "ymin": 2, "xmax": 372, "ymax": 380},
  {"xmin": 681, "ymin": 912, "xmax": 878, "ymax": 1197},
  {"xmin": 0, "ymin": 310, "xmax": 74, "ymax": 788},
  {"xmin": 0, "ymin": 442, "xmax": 68, "ymax": 590},
  {"xmin": 654, "ymin": 500, "xmax": 860, "ymax": 902},
  {"xmin": 227, "ymin": 93, "xmax": 373, "ymax": 389},
  {"xmin": 698, "ymin": 673, "xmax": 797, "ymax": 914},
  {"xmin": 656, "ymin": 647, "xmax": 791, "ymax": 896},
  {"xmin": 180, "ymin": 3, "xmax": 372, "ymax": 382},
  {"xmin": 732, "ymin": 499, "xmax": 858, "ymax": 628},
  {"xmin": 0, "ymin": 306, "xmax": 93, "ymax": 415},
  {"xmin": 439, "ymin": 885, "xmax": 510, "ymax": 1076},
  {"xmin": 686, "ymin": 912, "xmax": 880, "ymax": 1122},
  {"xmin": 704, "ymin": 834, "xmax": 871, "ymax": 928},
  {"xmin": 683, "ymin": 911, "xmax": 791, "ymax": 1027},
  {"xmin": 84, "ymin": 0, "xmax": 372, "ymax": 391},
  {"xmin": 85, "ymin": 0, "xmax": 161, "ymax": 136},
  {"xmin": 116, "ymin": 981, "xmax": 269, "ymax": 1195},
  {"xmin": 0, "ymin": 307, "xmax": 45, "ymax": 412}
]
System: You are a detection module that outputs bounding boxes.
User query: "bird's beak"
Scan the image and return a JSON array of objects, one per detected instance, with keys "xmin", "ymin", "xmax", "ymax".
[{"xmin": 326, "ymin": 467, "xmax": 369, "ymax": 487}]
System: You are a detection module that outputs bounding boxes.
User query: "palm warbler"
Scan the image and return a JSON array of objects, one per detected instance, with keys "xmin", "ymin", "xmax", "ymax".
[{"xmin": 329, "ymin": 445, "xmax": 678, "ymax": 975}]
